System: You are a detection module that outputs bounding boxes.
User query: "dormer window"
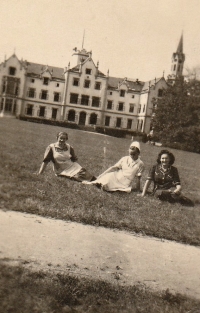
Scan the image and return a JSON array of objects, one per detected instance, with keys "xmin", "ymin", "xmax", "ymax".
[
  {"xmin": 9, "ymin": 67, "xmax": 16, "ymax": 76},
  {"xmin": 43, "ymin": 77, "xmax": 49, "ymax": 85},
  {"xmin": 120, "ymin": 90, "xmax": 125, "ymax": 97},
  {"xmin": 85, "ymin": 68, "xmax": 92, "ymax": 75}
]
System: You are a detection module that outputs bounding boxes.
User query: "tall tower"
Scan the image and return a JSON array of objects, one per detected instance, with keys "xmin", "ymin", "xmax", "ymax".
[{"xmin": 169, "ymin": 34, "xmax": 185, "ymax": 80}]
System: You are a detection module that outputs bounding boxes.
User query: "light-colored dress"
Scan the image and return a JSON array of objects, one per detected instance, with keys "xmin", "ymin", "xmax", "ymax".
[
  {"xmin": 43, "ymin": 143, "xmax": 82, "ymax": 177},
  {"xmin": 89, "ymin": 156, "xmax": 144, "ymax": 192}
]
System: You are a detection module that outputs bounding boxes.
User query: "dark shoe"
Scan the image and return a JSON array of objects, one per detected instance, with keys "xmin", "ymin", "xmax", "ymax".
[{"xmin": 90, "ymin": 176, "xmax": 97, "ymax": 182}]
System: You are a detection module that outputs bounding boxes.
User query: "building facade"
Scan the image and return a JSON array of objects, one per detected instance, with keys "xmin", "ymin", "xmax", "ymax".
[{"xmin": 2, "ymin": 41, "xmax": 183, "ymax": 133}]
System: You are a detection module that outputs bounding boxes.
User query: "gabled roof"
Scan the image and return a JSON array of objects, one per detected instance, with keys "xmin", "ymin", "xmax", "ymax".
[
  {"xmin": 70, "ymin": 59, "xmax": 106, "ymax": 77},
  {"xmin": 142, "ymin": 77, "xmax": 166, "ymax": 91},
  {"xmin": 25, "ymin": 62, "xmax": 64, "ymax": 80},
  {"xmin": 108, "ymin": 76, "xmax": 144, "ymax": 92}
]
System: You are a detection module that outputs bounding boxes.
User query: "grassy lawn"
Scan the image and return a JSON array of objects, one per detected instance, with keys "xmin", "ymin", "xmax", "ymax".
[
  {"xmin": 0, "ymin": 117, "xmax": 200, "ymax": 246},
  {"xmin": 1, "ymin": 262, "xmax": 199, "ymax": 313}
]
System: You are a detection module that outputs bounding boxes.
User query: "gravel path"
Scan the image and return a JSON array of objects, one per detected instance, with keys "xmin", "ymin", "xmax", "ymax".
[{"xmin": 0, "ymin": 209, "xmax": 200, "ymax": 299}]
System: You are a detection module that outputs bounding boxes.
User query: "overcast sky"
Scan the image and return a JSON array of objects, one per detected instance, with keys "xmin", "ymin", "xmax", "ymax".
[{"xmin": 0, "ymin": 0, "xmax": 199, "ymax": 81}]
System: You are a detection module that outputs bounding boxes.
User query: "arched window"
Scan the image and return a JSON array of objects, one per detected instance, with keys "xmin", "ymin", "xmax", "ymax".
[
  {"xmin": 89, "ymin": 113, "xmax": 97, "ymax": 125},
  {"xmin": 68, "ymin": 110, "xmax": 75, "ymax": 122},
  {"xmin": 79, "ymin": 112, "xmax": 86, "ymax": 125}
]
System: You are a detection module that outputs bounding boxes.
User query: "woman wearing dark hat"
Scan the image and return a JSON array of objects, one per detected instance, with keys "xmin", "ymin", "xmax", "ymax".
[
  {"xmin": 84, "ymin": 141, "xmax": 144, "ymax": 192},
  {"xmin": 141, "ymin": 149, "xmax": 194, "ymax": 206},
  {"xmin": 38, "ymin": 132, "xmax": 95, "ymax": 182}
]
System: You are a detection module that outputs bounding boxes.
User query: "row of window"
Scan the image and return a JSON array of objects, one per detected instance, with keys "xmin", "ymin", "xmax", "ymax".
[
  {"xmin": 70, "ymin": 93, "xmax": 101, "ymax": 107},
  {"xmin": 73, "ymin": 78, "xmax": 101, "ymax": 90},
  {"xmin": 24, "ymin": 104, "xmax": 141, "ymax": 130},
  {"xmin": 27, "ymin": 88, "xmax": 61, "ymax": 101}
]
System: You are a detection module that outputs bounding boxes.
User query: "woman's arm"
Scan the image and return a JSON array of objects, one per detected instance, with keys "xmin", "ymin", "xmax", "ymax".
[
  {"xmin": 141, "ymin": 180, "xmax": 152, "ymax": 196},
  {"xmin": 38, "ymin": 162, "xmax": 48, "ymax": 175},
  {"xmin": 173, "ymin": 184, "xmax": 182, "ymax": 194},
  {"xmin": 97, "ymin": 165, "xmax": 120, "ymax": 179},
  {"xmin": 37, "ymin": 145, "xmax": 53, "ymax": 175}
]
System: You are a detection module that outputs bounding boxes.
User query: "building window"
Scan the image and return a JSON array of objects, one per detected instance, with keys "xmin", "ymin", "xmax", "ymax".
[
  {"xmin": 129, "ymin": 104, "xmax": 134, "ymax": 113},
  {"xmin": 120, "ymin": 90, "xmax": 125, "ymax": 97},
  {"xmin": 143, "ymin": 105, "xmax": 146, "ymax": 112},
  {"xmin": 68, "ymin": 110, "xmax": 76, "ymax": 122},
  {"xmin": 43, "ymin": 77, "xmax": 49, "ymax": 85},
  {"xmin": 54, "ymin": 92, "xmax": 60, "ymax": 102},
  {"xmin": 140, "ymin": 120, "xmax": 143, "ymax": 131},
  {"xmin": 31, "ymin": 79, "xmax": 35, "ymax": 83},
  {"xmin": 105, "ymin": 116, "xmax": 110, "ymax": 127},
  {"xmin": 81, "ymin": 95, "xmax": 89, "ymax": 106},
  {"xmin": 38, "ymin": 106, "xmax": 46, "ymax": 117},
  {"xmin": 92, "ymin": 97, "xmax": 100, "ymax": 107},
  {"xmin": 9, "ymin": 67, "xmax": 16, "ymax": 76},
  {"xmin": 109, "ymin": 92, "xmax": 112, "ymax": 95},
  {"xmin": 52, "ymin": 108, "xmax": 57, "ymax": 119},
  {"xmin": 95, "ymin": 82, "xmax": 101, "ymax": 90},
  {"xmin": 27, "ymin": 88, "xmax": 36, "ymax": 98},
  {"xmin": 56, "ymin": 83, "xmax": 59, "ymax": 87},
  {"xmin": 70, "ymin": 93, "xmax": 78, "ymax": 104},
  {"xmin": 107, "ymin": 100, "xmax": 113, "ymax": 110},
  {"xmin": 173, "ymin": 64, "xmax": 176, "ymax": 71},
  {"xmin": 1, "ymin": 98, "xmax": 4, "ymax": 111},
  {"xmin": 138, "ymin": 104, "xmax": 141, "ymax": 113},
  {"xmin": 85, "ymin": 68, "xmax": 92, "ymax": 75},
  {"xmin": 73, "ymin": 78, "xmax": 79, "ymax": 86},
  {"xmin": 40, "ymin": 90, "xmax": 48, "ymax": 100},
  {"xmin": 118, "ymin": 102, "xmax": 124, "ymax": 111},
  {"xmin": 84, "ymin": 80, "xmax": 90, "ymax": 88},
  {"xmin": 158, "ymin": 89, "xmax": 163, "ymax": 97},
  {"xmin": 127, "ymin": 119, "xmax": 132, "ymax": 129},
  {"xmin": 2, "ymin": 81, "xmax": 6, "ymax": 93},
  {"xmin": 5, "ymin": 98, "xmax": 13, "ymax": 112},
  {"xmin": 26, "ymin": 104, "xmax": 33, "ymax": 116},
  {"xmin": 116, "ymin": 118, "xmax": 121, "ymax": 128},
  {"xmin": 90, "ymin": 113, "xmax": 97, "ymax": 125},
  {"xmin": 15, "ymin": 85, "xmax": 19, "ymax": 96},
  {"xmin": 132, "ymin": 95, "xmax": 135, "ymax": 98}
]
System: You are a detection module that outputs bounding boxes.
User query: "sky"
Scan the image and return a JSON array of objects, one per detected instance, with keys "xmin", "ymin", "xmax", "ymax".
[{"xmin": 0, "ymin": 0, "xmax": 200, "ymax": 81}]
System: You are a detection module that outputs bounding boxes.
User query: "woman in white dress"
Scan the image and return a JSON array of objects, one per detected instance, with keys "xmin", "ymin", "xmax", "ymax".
[
  {"xmin": 85, "ymin": 141, "xmax": 144, "ymax": 192},
  {"xmin": 38, "ymin": 132, "xmax": 95, "ymax": 182}
]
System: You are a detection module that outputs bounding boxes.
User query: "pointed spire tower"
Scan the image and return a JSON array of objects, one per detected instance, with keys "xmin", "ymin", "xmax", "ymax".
[{"xmin": 170, "ymin": 33, "xmax": 185, "ymax": 80}]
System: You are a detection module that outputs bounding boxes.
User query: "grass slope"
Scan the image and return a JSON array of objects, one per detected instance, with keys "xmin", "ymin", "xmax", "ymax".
[
  {"xmin": 0, "ymin": 118, "xmax": 200, "ymax": 245},
  {"xmin": 1, "ymin": 262, "xmax": 199, "ymax": 313}
]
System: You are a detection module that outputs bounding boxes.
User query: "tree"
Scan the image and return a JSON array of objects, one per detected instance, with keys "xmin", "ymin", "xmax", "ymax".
[{"xmin": 151, "ymin": 79, "xmax": 200, "ymax": 153}]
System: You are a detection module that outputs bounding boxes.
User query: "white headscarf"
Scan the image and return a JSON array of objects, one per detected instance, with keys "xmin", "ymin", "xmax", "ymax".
[{"xmin": 130, "ymin": 141, "xmax": 140, "ymax": 152}]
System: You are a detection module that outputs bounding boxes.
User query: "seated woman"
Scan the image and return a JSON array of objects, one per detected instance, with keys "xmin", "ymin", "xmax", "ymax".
[
  {"xmin": 38, "ymin": 132, "xmax": 95, "ymax": 182},
  {"xmin": 141, "ymin": 149, "xmax": 194, "ymax": 206},
  {"xmin": 84, "ymin": 141, "xmax": 144, "ymax": 193}
]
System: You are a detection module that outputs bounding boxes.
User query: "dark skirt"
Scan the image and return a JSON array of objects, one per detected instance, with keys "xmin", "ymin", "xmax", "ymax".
[
  {"xmin": 71, "ymin": 168, "xmax": 96, "ymax": 182},
  {"xmin": 154, "ymin": 190, "xmax": 194, "ymax": 207}
]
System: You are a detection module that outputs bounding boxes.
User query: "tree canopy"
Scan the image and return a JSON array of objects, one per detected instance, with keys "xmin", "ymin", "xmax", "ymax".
[{"xmin": 151, "ymin": 79, "xmax": 200, "ymax": 153}]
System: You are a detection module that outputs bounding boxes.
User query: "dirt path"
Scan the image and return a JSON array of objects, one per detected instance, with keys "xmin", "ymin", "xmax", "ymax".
[{"xmin": 0, "ymin": 209, "xmax": 200, "ymax": 300}]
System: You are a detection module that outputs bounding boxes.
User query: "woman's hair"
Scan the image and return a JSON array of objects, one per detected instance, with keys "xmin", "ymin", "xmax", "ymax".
[
  {"xmin": 156, "ymin": 149, "xmax": 175, "ymax": 165},
  {"xmin": 56, "ymin": 132, "xmax": 68, "ymax": 140}
]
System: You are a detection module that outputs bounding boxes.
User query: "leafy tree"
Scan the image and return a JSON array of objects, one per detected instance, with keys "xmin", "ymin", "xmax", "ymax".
[{"xmin": 151, "ymin": 79, "xmax": 200, "ymax": 153}]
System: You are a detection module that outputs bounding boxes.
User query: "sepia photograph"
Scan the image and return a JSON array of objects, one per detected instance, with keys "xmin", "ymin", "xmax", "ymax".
[{"xmin": 0, "ymin": 0, "xmax": 200, "ymax": 312}]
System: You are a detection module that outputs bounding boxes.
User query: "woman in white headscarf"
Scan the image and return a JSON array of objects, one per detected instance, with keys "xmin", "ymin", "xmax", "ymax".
[{"xmin": 84, "ymin": 141, "xmax": 144, "ymax": 192}]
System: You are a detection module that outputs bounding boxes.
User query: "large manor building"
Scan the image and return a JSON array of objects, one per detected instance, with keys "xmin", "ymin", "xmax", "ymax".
[{"xmin": 0, "ymin": 35, "xmax": 185, "ymax": 133}]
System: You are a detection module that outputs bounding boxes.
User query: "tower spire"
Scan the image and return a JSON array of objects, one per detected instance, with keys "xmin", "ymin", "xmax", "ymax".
[{"xmin": 176, "ymin": 33, "xmax": 183, "ymax": 53}]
